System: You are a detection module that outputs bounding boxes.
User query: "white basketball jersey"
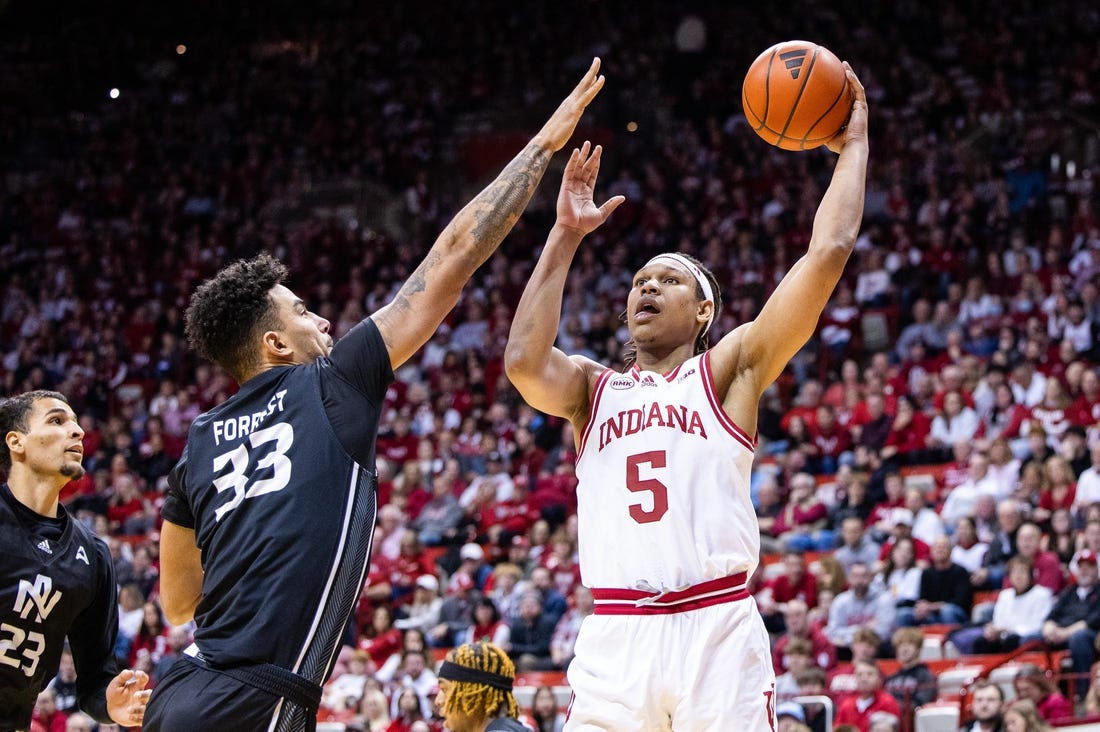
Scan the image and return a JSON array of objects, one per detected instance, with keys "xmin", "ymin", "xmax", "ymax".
[{"xmin": 575, "ymin": 352, "xmax": 760, "ymax": 591}]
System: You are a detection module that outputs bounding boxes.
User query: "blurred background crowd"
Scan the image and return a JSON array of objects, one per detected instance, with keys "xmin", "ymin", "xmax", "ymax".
[{"xmin": 4, "ymin": 0, "xmax": 1100, "ymax": 730}]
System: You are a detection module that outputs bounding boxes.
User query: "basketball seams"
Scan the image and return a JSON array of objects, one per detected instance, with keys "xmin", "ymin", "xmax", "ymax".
[
  {"xmin": 743, "ymin": 40, "xmax": 849, "ymax": 151},
  {"xmin": 761, "ymin": 46, "xmax": 776, "ymax": 131},
  {"xmin": 801, "ymin": 79, "xmax": 850, "ymax": 149},
  {"xmin": 776, "ymin": 45, "xmax": 819, "ymax": 148},
  {"xmin": 741, "ymin": 47, "xmax": 777, "ymax": 134}
]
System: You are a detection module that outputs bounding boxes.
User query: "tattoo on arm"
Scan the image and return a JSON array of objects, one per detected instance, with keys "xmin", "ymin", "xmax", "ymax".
[
  {"xmin": 374, "ymin": 143, "xmax": 549, "ymax": 353},
  {"xmin": 375, "ymin": 250, "xmax": 440, "ymax": 348},
  {"xmin": 468, "ymin": 142, "xmax": 550, "ymax": 251}
]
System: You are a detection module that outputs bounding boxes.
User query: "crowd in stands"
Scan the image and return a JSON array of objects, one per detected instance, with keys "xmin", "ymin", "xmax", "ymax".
[{"xmin": 5, "ymin": 0, "xmax": 1100, "ymax": 730}]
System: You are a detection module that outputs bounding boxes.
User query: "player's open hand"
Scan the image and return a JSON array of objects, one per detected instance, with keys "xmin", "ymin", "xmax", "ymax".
[
  {"xmin": 826, "ymin": 63, "xmax": 868, "ymax": 155},
  {"xmin": 556, "ymin": 141, "xmax": 625, "ymax": 236},
  {"xmin": 536, "ymin": 58, "xmax": 606, "ymax": 152},
  {"xmin": 106, "ymin": 668, "xmax": 152, "ymax": 727}
]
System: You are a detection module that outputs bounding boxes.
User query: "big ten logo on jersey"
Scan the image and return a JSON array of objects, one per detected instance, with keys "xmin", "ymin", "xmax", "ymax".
[
  {"xmin": 212, "ymin": 389, "xmax": 288, "ymax": 446},
  {"xmin": 1, "ymin": 574, "xmax": 59, "ymax": 677}
]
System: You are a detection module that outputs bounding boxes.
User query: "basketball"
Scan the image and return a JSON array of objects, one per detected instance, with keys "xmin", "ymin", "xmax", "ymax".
[{"xmin": 741, "ymin": 41, "xmax": 852, "ymax": 151}]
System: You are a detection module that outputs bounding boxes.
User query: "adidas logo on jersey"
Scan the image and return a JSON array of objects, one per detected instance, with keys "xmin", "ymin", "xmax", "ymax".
[
  {"xmin": 640, "ymin": 375, "xmax": 658, "ymax": 387},
  {"xmin": 36, "ymin": 539, "xmax": 52, "ymax": 554}
]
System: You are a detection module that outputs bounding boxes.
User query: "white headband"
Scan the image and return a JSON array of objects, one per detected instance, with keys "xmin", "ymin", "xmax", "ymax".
[{"xmin": 645, "ymin": 253, "xmax": 715, "ymax": 334}]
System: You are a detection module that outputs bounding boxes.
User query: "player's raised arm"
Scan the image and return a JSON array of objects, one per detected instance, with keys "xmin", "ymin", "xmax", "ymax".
[
  {"xmin": 372, "ymin": 58, "xmax": 607, "ymax": 370},
  {"xmin": 504, "ymin": 142, "xmax": 623, "ymax": 422},
  {"xmin": 716, "ymin": 64, "xmax": 868, "ymax": 397}
]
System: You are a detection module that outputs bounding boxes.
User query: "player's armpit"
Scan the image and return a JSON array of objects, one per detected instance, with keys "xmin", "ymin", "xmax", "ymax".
[{"xmin": 159, "ymin": 520, "xmax": 203, "ymax": 625}]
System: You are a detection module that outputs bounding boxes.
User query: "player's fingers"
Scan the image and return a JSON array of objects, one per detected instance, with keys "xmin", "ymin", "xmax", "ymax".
[
  {"xmin": 563, "ymin": 146, "xmax": 582, "ymax": 177},
  {"xmin": 599, "ymin": 195, "xmax": 626, "ymax": 220},
  {"xmin": 842, "ymin": 62, "xmax": 866, "ymax": 99},
  {"xmin": 584, "ymin": 144, "xmax": 604, "ymax": 185}
]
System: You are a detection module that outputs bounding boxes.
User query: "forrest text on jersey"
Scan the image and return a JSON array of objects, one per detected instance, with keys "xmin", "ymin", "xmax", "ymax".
[
  {"xmin": 212, "ymin": 389, "xmax": 288, "ymax": 446},
  {"xmin": 597, "ymin": 401, "xmax": 707, "ymax": 451}
]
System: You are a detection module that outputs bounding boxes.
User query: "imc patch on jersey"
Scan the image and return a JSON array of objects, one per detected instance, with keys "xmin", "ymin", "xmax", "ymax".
[
  {"xmin": 609, "ymin": 376, "xmax": 634, "ymax": 390},
  {"xmin": 36, "ymin": 539, "xmax": 52, "ymax": 554}
]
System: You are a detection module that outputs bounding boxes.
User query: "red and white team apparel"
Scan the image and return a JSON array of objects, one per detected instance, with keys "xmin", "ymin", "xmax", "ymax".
[
  {"xmin": 565, "ymin": 351, "xmax": 775, "ymax": 731},
  {"xmin": 574, "ymin": 351, "xmax": 760, "ymax": 595}
]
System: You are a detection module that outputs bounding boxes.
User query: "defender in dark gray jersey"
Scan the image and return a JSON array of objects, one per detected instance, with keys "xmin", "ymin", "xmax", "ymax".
[
  {"xmin": 0, "ymin": 391, "xmax": 151, "ymax": 730},
  {"xmin": 144, "ymin": 59, "xmax": 608, "ymax": 732}
]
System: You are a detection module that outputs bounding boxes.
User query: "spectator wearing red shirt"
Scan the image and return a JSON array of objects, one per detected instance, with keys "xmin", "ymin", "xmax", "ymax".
[
  {"xmin": 834, "ymin": 660, "xmax": 902, "ymax": 732},
  {"xmin": 781, "ymin": 379, "xmax": 824, "ymax": 434},
  {"xmin": 1027, "ymin": 378, "xmax": 1074, "ymax": 446},
  {"xmin": 879, "ymin": 395, "xmax": 932, "ymax": 467},
  {"xmin": 809, "ymin": 404, "xmax": 854, "ymax": 476},
  {"xmin": 540, "ymin": 533, "xmax": 581, "ymax": 599},
  {"xmin": 877, "ymin": 511, "xmax": 931, "ymax": 568},
  {"xmin": 774, "ymin": 473, "xmax": 832, "ymax": 552},
  {"xmin": 128, "ymin": 600, "xmax": 169, "ymax": 669},
  {"xmin": 509, "ymin": 426, "xmax": 546, "ymax": 487},
  {"xmin": 850, "ymin": 392, "xmax": 894, "ymax": 454},
  {"xmin": 356, "ymin": 542, "xmax": 399, "ymax": 635},
  {"xmin": 1071, "ymin": 368, "xmax": 1100, "ymax": 428},
  {"xmin": 477, "ymin": 477, "xmax": 539, "ymax": 546},
  {"xmin": 1012, "ymin": 664, "xmax": 1073, "ymax": 722},
  {"xmin": 931, "ymin": 364, "xmax": 975, "ymax": 412},
  {"xmin": 827, "ymin": 627, "xmax": 882, "ymax": 707},
  {"xmin": 377, "ymin": 413, "xmax": 420, "ymax": 468},
  {"xmin": 823, "ymin": 358, "xmax": 864, "ymax": 411},
  {"xmin": 530, "ymin": 460, "xmax": 578, "ymax": 519},
  {"xmin": 771, "ymin": 598, "xmax": 836, "ymax": 674},
  {"xmin": 977, "ymin": 382, "xmax": 1030, "ymax": 451},
  {"xmin": 939, "ymin": 441, "xmax": 976, "ymax": 496},
  {"xmin": 106, "ymin": 472, "xmax": 154, "ymax": 536},
  {"xmin": 358, "ymin": 605, "xmax": 402, "ymax": 668},
  {"xmin": 757, "ymin": 550, "xmax": 818, "ymax": 634},
  {"xmin": 1010, "ymin": 522, "xmax": 1066, "ymax": 595},
  {"xmin": 30, "ymin": 688, "xmax": 67, "ymax": 732},
  {"xmin": 868, "ymin": 472, "xmax": 906, "ymax": 537},
  {"xmin": 389, "ymin": 533, "xmax": 435, "ymax": 604},
  {"xmin": 390, "ymin": 460, "xmax": 432, "ymax": 521},
  {"xmin": 1033, "ymin": 455, "xmax": 1076, "ymax": 527}
]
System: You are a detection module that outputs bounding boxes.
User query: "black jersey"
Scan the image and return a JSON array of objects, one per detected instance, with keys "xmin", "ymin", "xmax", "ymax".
[
  {"xmin": 160, "ymin": 318, "xmax": 392, "ymax": 687},
  {"xmin": 0, "ymin": 485, "xmax": 120, "ymax": 729}
]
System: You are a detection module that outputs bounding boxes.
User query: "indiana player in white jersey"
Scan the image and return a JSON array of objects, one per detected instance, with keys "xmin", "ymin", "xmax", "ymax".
[{"xmin": 504, "ymin": 65, "xmax": 868, "ymax": 730}]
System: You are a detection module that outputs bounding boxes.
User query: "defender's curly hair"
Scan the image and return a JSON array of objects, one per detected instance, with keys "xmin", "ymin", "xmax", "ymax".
[
  {"xmin": 441, "ymin": 642, "xmax": 519, "ymax": 720},
  {"xmin": 620, "ymin": 253, "xmax": 723, "ymax": 368},
  {"xmin": 184, "ymin": 253, "xmax": 288, "ymax": 381},
  {"xmin": 0, "ymin": 390, "xmax": 68, "ymax": 473}
]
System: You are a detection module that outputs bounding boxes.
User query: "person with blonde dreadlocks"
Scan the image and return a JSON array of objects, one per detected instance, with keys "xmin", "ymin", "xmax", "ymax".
[{"xmin": 433, "ymin": 642, "xmax": 528, "ymax": 732}]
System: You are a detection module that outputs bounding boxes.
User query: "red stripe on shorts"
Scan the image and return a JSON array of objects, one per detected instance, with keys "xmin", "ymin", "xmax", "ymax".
[{"xmin": 590, "ymin": 572, "xmax": 749, "ymax": 615}]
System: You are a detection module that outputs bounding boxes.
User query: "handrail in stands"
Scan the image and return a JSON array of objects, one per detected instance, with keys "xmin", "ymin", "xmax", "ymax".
[
  {"xmin": 794, "ymin": 694, "xmax": 833, "ymax": 732},
  {"xmin": 957, "ymin": 640, "xmax": 1062, "ymax": 715}
]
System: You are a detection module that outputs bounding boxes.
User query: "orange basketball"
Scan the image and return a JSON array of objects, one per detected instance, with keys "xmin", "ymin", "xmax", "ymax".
[{"xmin": 741, "ymin": 41, "xmax": 852, "ymax": 151}]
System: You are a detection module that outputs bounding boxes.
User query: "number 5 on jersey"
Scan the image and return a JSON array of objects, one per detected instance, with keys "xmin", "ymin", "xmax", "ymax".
[
  {"xmin": 626, "ymin": 451, "xmax": 668, "ymax": 524},
  {"xmin": 212, "ymin": 423, "xmax": 294, "ymax": 521}
]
